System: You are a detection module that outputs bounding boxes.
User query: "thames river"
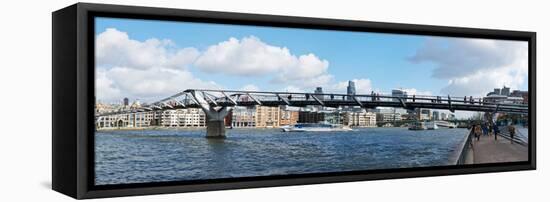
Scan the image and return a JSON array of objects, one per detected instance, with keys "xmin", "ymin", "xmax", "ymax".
[{"xmin": 95, "ymin": 127, "xmax": 470, "ymax": 185}]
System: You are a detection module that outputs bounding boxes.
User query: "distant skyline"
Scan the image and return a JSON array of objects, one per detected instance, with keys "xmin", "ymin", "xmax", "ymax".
[{"xmin": 95, "ymin": 17, "xmax": 528, "ymax": 104}]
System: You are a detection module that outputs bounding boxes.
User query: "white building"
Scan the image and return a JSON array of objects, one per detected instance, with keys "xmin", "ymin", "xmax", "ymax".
[
  {"xmin": 160, "ymin": 110, "xmax": 179, "ymax": 127},
  {"xmin": 158, "ymin": 109, "xmax": 206, "ymax": 128},
  {"xmin": 344, "ymin": 111, "xmax": 377, "ymax": 127},
  {"xmin": 178, "ymin": 108, "xmax": 206, "ymax": 127},
  {"xmin": 96, "ymin": 111, "xmax": 154, "ymax": 129},
  {"xmin": 232, "ymin": 106, "xmax": 256, "ymax": 128},
  {"xmin": 484, "ymin": 94, "xmax": 524, "ymax": 104},
  {"xmin": 373, "ymin": 108, "xmax": 402, "ymax": 123}
]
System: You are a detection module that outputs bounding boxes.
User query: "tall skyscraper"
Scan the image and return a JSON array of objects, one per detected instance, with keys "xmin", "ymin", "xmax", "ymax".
[
  {"xmin": 314, "ymin": 87, "xmax": 324, "ymax": 101},
  {"xmin": 123, "ymin": 97, "xmax": 129, "ymax": 106},
  {"xmin": 314, "ymin": 87, "xmax": 323, "ymax": 94},
  {"xmin": 493, "ymin": 88, "xmax": 501, "ymax": 95},
  {"xmin": 347, "ymin": 80, "xmax": 356, "ymax": 100},
  {"xmin": 391, "ymin": 89, "xmax": 408, "ymax": 102},
  {"xmin": 313, "ymin": 87, "xmax": 325, "ymax": 111},
  {"xmin": 501, "ymin": 86, "xmax": 510, "ymax": 96}
]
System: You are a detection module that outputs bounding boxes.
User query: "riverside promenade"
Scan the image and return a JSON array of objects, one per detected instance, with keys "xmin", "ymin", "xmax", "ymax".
[{"xmin": 472, "ymin": 134, "xmax": 528, "ymax": 164}]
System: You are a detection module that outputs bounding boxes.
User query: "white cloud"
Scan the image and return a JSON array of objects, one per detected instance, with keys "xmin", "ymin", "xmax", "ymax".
[
  {"xmin": 95, "ymin": 29, "xmax": 370, "ymax": 102},
  {"xmin": 95, "ymin": 28, "xmax": 218, "ymax": 102},
  {"xmin": 96, "ymin": 28, "xmax": 199, "ymax": 70},
  {"xmin": 97, "ymin": 67, "xmax": 221, "ymax": 102},
  {"xmin": 240, "ymin": 84, "xmax": 260, "ymax": 91},
  {"xmin": 274, "ymin": 53, "xmax": 330, "ymax": 82},
  {"xmin": 293, "ymin": 74, "xmax": 334, "ymax": 89},
  {"xmin": 279, "ymin": 85, "xmax": 306, "ymax": 93},
  {"xmin": 401, "ymin": 88, "xmax": 432, "ymax": 96},
  {"xmin": 194, "ymin": 36, "xmax": 332, "ymax": 88},
  {"xmin": 410, "ymin": 37, "xmax": 528, "ymax": 96},
  {"xmin": 95, "ymin": 69, "xmax": 121, "ymax": 102},
  {"xmin": 441, "ymin": 61, "xmax": 527, "ymax": 96}
]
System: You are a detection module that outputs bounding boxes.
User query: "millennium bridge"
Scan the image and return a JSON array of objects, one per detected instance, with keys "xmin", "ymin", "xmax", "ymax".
[{"xmin": 96, "ymin": 89, "xmax": 528, "ymax": 138}]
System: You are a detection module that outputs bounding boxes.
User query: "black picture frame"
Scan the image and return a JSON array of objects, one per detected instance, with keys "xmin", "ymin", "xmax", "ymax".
[{"xmin": 52, "ymin": 3, "xmax": 536, "ymax": 199}]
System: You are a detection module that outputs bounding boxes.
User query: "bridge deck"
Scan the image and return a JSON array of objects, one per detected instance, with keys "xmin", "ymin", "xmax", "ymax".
[
  {"xmin": 472, "ymin": 134, "xmax": 528, "ymax": 164},
  {"xmin": 95, "ymin": 89, "xmax": 528, "ymax": 117}
]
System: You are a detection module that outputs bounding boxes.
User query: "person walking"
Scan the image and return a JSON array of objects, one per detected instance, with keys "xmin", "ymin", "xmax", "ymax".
[
  {"xmin": 482, "ymin": 124, "xmax": 488, "ymax": 136},
  {"xmin": 474, "ymin": 124, "xmax": 482, "ymax": 141},
  {"xmin": 508, "ymin": 125, "xmax": 516, "ymax": 144},
  {"xmin": 469, "ymin": 124, "xmax": 476, "ymax": 141}
]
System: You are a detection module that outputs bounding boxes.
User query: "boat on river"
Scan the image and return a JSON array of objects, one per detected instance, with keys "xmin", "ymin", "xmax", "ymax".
[
  {"xmin": 409, "ymin": 122, "xmax": 427, "ymax": 130},
  {"xmin": 281, "ymin": 122, "xmax": 352, "ymax": 132},
  {"xmin": 434, "ymin": 121, "xmax": 457, "ymax": 128},
  {"xmin": 426, "ymin": 121, "xmax": 439, "ymax": 130}
]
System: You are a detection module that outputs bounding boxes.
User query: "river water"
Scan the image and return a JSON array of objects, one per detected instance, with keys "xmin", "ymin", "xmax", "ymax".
[{"xmin": 95, "ymin": 127, "xmax": 470, "ymax": 185}]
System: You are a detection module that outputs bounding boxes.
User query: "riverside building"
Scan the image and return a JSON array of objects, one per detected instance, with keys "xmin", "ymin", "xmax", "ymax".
[
  {"xmin": 343, "ymin": 111, "xmax": 377, "ymax": 127},
  {"xmin": 231, "ymin": 106, "xmax": 256, "ymax": 128},
  {"xmin": 255, "ymin": 106, "xmax": 280, "ymax": 128}
]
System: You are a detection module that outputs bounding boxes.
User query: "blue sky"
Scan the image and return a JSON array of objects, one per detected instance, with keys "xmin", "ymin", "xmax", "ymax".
[{"xmin": 94, "ymin": 17, "xmax": 528, "ymax": 103}]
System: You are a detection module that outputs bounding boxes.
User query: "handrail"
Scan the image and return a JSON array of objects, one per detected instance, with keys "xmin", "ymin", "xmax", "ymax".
[
  {"xmin": 456, "ymin": 129, "xmax": 474, "ymax": 165},
  {"xmin": 496, "ymin": 126, "xmax": 528, "ymax": 146},
  {"xmin": 96, "ymin": 89, "xmax": 529, "ymax": 117}
]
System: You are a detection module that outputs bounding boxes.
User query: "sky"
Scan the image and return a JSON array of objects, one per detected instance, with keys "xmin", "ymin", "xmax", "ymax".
[{"xmin": 94, "ymin": 17, "xmax": 529, "ymax": 105}]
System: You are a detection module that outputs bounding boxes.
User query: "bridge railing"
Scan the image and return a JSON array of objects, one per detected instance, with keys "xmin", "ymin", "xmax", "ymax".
[
  {"xmin": 496, "ymin": 126, "xmax": 528, "ymax": 146},
  {"xmin": 456, "ymin": 129, "xmax": 474, "ymax": 165},
  {"xmin": 184, "ymin": 89, "xmax": 527, "ymax": 106},
  {"xmin": 96, "ymin": 89, "xmax": 529, "ymax": 117}
]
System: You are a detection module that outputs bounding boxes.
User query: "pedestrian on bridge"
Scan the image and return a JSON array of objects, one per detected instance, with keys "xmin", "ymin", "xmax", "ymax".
[
  {"xmin": 371, "ymin": 91, "xmax": 375, "ymax": 101},
  {"xmin": 475, "ymin": 125, "xmax": 482, "ymax": 141},
  {"xmin": 508, "ymin": 125, "xmax": 516, "ymax": 144},
  {"xmin": 482, "ymin": 124, "xmax": 488, "ymax": 136}
]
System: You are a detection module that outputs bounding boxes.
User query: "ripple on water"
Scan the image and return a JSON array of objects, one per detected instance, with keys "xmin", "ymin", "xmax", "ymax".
[{"xmin": 94, "ymin": 127, "xmax": 469, "ymax": 185}]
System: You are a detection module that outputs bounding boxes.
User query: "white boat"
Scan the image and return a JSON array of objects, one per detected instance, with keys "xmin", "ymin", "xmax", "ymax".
[
  {"xmin": 434, "ymin": 121, "xmax": 457, "ymax": 128},
  {"xmin": 426, "ymin": 121, "xmax": 439, "ymax": 130},
  {"xmin": 409, "ymin": 122, "xmax": 427, "ymax": 130},
  {"xmin": 281, "ymin": 122, "xmax": 352, "ymax": 132}
]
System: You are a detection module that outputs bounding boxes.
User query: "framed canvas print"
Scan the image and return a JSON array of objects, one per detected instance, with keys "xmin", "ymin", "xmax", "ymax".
[{"xmin": 52, "ymin": 3, "xmax": 536, "ymax": 199}]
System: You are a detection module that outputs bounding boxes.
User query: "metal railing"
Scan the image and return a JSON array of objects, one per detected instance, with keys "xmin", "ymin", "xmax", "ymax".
[
  {"xmin": 456, "ymin": 129, "xmax": 474, "ymax": 165},
  {"xmin": 96, "ymin": 89, "xmax": 529, "ymax": 117},
  {"xmin": 496, "ymin": 126, "xmax": 528, "ymax": 146}
]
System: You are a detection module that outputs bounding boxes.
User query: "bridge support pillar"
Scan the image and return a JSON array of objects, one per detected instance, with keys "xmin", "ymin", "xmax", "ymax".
[
  {"xmin": 204, "ymin": 107, "xmax": 232, "ymax": 138},
  {"xmin": 206, "ymin": 119, "xmax": 226, "ymax": 138},
  {"xmin": 189, "ymin": 90, "xmax": 233, "ymax": 138}
]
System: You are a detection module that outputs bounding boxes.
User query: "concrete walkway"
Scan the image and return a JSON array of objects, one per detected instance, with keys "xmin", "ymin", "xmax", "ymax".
[{"xmin": 472, "ymin": 134, "xmax": 528, "ymax": 164}]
